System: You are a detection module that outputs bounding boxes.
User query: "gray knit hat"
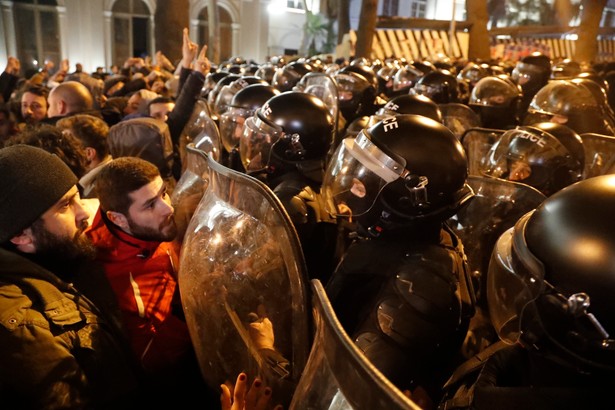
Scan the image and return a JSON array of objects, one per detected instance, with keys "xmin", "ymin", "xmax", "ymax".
[{"xmin": 0, "ymin": 145, "xmax": 77, "ymax": 243}]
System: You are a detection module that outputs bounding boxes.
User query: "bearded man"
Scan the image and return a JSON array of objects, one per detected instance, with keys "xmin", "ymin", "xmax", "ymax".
[{"xmin": 0, "ymin": 144, "xmax": 143, "ymax": 409}]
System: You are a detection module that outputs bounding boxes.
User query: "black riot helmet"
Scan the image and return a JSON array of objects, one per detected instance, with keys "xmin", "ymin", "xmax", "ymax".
[
  {"xmin": 411, "ymin": 69, "xmax": 460, "ymax": 104},
  {"xmin": 376, "ymin": 65, "xmax": 397, "ymax": 97},
  {"xmin": 487, "ymin": 174, "xmax": 615, "ymax": 375},
  {"xmin": 207, "ymin": 73, "xmax": 241, "ymax": 114},
  {"xmin": 239, "ymin": 91, "xmax": 334, "ymax": 175},
  {"xmin": 201, "ymin": 71, "xmax": 230, "ymax": 99},
  {"xmin": 255, "ymin": 63, "xmax": 276, "ymax": 84},
  {"xmin": 551, "ymin": 58, "xmax": 582, "ymax": 79},
  {"xmin": 523, "ymin": 79, "xmax": 615, "ymax": 135},
  {"xmin": 219, "ymin": 84, "xmax": 280, "ymax": 153},
  {"xmin": 391, "ymin": 64, "xmax": 424, "ymax": 97},
  {"xmin": 458, "ymin": 61, "xmax": 490, "ymax": 90},
  {"xmin": 272, "ymin": 61, "xmax": 313, "ymax": 92},
  {"xmin": 374, "ymin": 94, "xmax": 443, "ymax": 122},
  {"xmin": 213, "ymin": 75, "xmax": 268, "ymax": 116},
  {"xmin": 339, "ymin": 64, "xmax": 379, "ymax": 90},
  {"xmin": 333, "ymin": 69, "xmax": 377, "ymax": 122},
  {"xmin": 469, "ymin": 74, "xmax": 523, "ymax": 129},
  {"xmin": 323, "ymin": 114, "xmax": 473, "ymax": 226},
  {"xmin": 409, "ymin": 60, "xmax": 436, "ymax": 76},
  {"xmin": 512, "ymin": 52, "xmax": 551, "ymax": 110},
  {"xmin": 480, "ymin": 122, "xmax": 584, "ymax": 197}
]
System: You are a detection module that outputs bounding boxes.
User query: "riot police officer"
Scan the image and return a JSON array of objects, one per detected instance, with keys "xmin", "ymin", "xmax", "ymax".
[
  {"xmin": 511, "ymin": 52, "xmax": 551, "ymax": 116},
  {"xmin": 440, "ymin": 175, "xmax": 615, "ymax": 409},
  {"xmin": 479, "ymin": 122, "xmax": 584, "ymax": 197},
  {"xmin": 469, "ymin": 74, "xmax": 523, "ymax": 129},
  {"xmin": 323, "ymin": 114, "xmax": 476, "ymax": 404},
  {"xmin": 238, "ymin": 91, "xmax": 339, "ymax": 282}
]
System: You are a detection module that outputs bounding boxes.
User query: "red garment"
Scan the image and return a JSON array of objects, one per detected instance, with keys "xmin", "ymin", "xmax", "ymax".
[{"xmin": 86, "ymin": 209, "xmax": 193, "ymax": 376}]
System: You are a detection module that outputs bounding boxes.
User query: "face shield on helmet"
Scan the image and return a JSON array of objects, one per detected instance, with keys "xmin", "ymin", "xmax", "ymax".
[
  {"xmin": 239, "ymin": 115, "xmax": 283, "ymax": 172},
  {"xmin": 487, "ymin": 214, "xmax": 549, "ymax": 345},
  {"xmin": 323, "ymin": 128, "xmax": 425, "ymax": 218},
  {"xmin": 479, "ymin": 127, "xmax": 576, "ymax": 193},
  {"xmin": 255, "ymin": 64, "xmax": 276, "ymax": 83},
  {"xmin": 411, "ymin": 71, "xmax": 459, "ymax": 104},
  {"xmin": 219, "ymin": 106, "xmax": 251, "ymax": 153},
  {"xmin": 470, "ymin": 76, "xmax": 521, "ymax": 107},
  {"xmin": 488, "ymin": 211, "xmax": 615, "ymax": 370},
  {"xmin": 335, "ymin": 72, "xmax": 362, "ymax": 103},
  {"xmin": 214, "ymin": 84, "xmax": 236, "ymax": 116},
  {"xmin": 392, "ymin": 66, "xmax": 422, "ymax": 93},
  {"xmin": 512, "ymin": 60, "xmax": 551, "ymax": 87}
]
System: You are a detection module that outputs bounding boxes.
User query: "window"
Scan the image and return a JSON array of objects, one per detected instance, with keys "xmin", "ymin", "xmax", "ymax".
[
  {"xmin": 13, "ymin": 0, "xmax": 60, "ymax": 75},
  {"xmin": 382, "ymin": 0, "xmax": 399, "ymax": 17},
  {"xmin": 409, "ymin": 0, "xmax": 427, "ymax": 18},
  {"xmin": 287, "ymin": 0, "xmax": 304, "ymax": 10},
  {"xmin": 111, "ymin": 0, "xmax": 151, "ymax": 66},
  {"xmin": 198, "ymin": 6, "xmax": 233, "ymax": 62}
]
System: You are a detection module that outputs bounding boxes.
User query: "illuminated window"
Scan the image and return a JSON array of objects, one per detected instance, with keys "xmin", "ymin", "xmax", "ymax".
[
  {"xmin": 111, "ymin": 0, "xmax": 151, "ymax": 66},
  {"xmin": 12, "ymin": 0, "xmax": 60, "ymax": 75}
]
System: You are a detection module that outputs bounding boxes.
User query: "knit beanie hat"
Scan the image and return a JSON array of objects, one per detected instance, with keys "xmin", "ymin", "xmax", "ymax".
[{"xmin": 0, "ymin": 145, "xmax": 77, "ymax": 243}]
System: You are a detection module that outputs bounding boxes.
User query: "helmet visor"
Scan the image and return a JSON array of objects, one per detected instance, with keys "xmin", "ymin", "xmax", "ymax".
[
  {"xmin": 470, "ymin": 79, "xmax": 518, "ymax": 107},
  {"xmin": 322, "ymin": 131, "xmax": 405, "ymax": 217},
  {"xmin": 487, "ymin": 213, "xmax": 545, "ymax": 344},
  {"xmin": 239, "ymin": 115, "xmax": 281, "ymax": 172},
  {"xmin": 219, "ymin": 106, "xmax": 251, "ymax": 153},
  {"xmin": 479, "ymin": 128, "xmax": 570, "ymax": 183},
  {"xmin": 335, "ymin": 73, "xmax": 358, "ymax": 102},
  {"xmin": 214, "ymin": 85, "xmax": 236, "ymax": 116},
  {"xmin": 411, "ymin": 82, "xmax": 439, "ymax": 99}
]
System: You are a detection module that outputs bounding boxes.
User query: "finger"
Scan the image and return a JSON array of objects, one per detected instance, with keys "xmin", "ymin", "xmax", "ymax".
[
  {"xmin": 256, "ymin": 304, "xmax": 267, "ymax": 317},
  {"xmin": 220, "ymin": 384, "xmax": 232, "ymax": 410},
  {"xmin": 233, "ymin": 372, "xmax": 248, "ymax": 404},
  {"xmin": 199, "ymin": 45, "xmax": 208, "ymax": 58},
  {"xmin": 253, "ymin": 386, "xmax": 273, "ymax": 410},
  {"xmin": 183, "ymin": 27, "xmax": 190, "ymax": 43},
  {"xmin": 245, "ymin": 377, "xmax": 263, "ymax": 408}
]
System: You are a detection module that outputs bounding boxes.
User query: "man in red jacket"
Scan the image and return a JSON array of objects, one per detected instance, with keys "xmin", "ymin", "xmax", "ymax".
[{"xmin": 86, "ymin": 156, "xmax": 211, "ymax": 406}]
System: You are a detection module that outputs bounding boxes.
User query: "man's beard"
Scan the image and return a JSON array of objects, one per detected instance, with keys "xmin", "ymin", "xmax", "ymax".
[
  {"xmin": 127, "ymin": 215, "xmax": 178, "ymax": 242},
  {"xmin": 31, "ymin": 218, "xmax": 97, "ymax": 261}
]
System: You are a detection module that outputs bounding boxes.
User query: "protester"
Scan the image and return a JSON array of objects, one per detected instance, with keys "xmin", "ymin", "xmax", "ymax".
[
  {"xmin": 0, "ymin": 144, "xmax": 144, "ymax": 409},
  {"xmin": 87, "ymin": 156, "xmax": 216, "ymax": 407}
]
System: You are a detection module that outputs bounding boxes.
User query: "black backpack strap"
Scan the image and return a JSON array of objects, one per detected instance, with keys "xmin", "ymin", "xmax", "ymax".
[{"xmin": 439, "ymin": 341, "xmax": 509, "ymax": 410}]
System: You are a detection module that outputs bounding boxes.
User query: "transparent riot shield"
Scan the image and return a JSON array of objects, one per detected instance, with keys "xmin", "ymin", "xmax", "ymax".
[
  {"xmin": 447, "ymin": 175, "xmax": 546, "ymax": 307},
  {"xmin": 294, "ymin": 72, "xmax": 340, "ymax": 136},
  {"xmin": 289, "ymin": 279, "xmax": 421, "ymax": 410},
  {"xmin": 178, "ymin": 156, "xmax": 311, "ymax": 408},
  {"xmin": 580, "ymin": 133, "xmax": 615, "ymax": 178},
  {"xmin": 171, "ymin": 144, "xmax": 211, "ymax": 243},
  {"xmin": 177, "ymin": 98, "xmax": 221, "ymax": 172},
  {"xmin": 439, "ymin": 103, "xmax": 481, "ymax": 140},
  {"xmin": 460, "ymin": 127, "xmax": 506, "ymax": 176}
]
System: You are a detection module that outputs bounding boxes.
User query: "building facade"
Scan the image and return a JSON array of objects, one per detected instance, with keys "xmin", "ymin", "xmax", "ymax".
[{"xmin": 0, "ymin": 0, "xmax": 463, "ymax": 74}]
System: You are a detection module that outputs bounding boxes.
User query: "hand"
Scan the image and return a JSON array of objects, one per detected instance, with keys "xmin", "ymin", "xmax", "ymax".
[
  {"xmin": 181, "ymin": 27, "xmax": 198, "ymax": 68},
  {"xmin": 60, "ymin": 59, "xmax": 69, "ymax": 73},
  {"xmin": 220, "ymin": 373, "xmax": 282, "ymax": 410},
  {"xmin": 247, "ymin": 305, "xmax": 275, "ymax": 350},
  {"xmin": 43, "ymin": 60, "xmax": 55, "ymax": 72},
  {"xmin": 5, "ymin": 56, "xmax": 20, "ymax": 75},
  {"xmin": 156, "ymin": 50, "xmax": 175, "ymax": 72},
  {"xmin": 196, "ymin": 44, "xmax": 211, "ymax": 74}
]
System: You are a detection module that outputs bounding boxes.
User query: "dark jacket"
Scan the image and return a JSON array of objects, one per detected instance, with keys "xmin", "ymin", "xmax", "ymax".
[{"xmin": 0, "ymin": 247, "xmax": 143, "ymax": 409}]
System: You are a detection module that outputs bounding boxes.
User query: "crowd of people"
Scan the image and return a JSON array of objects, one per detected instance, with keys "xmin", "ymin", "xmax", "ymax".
[{"xmin": 1, "ymin": 23, "xmax": 615, "ymax": 410}]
